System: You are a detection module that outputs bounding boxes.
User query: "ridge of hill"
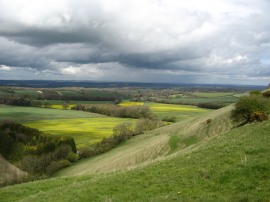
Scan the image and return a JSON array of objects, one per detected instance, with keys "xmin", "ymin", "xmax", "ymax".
[
  {"xmin": 0, "ymin": 155, "xmax": 28, "ymax": 186},
  {"xmin": 0, "ymin": 105, "xmax": 269, "ymax": 201}
]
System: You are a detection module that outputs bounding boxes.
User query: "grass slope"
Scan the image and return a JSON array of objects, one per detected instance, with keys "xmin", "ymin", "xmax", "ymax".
[{"xmin": 1, "ymin": 105, "xmax": 269, "ymax": 201}]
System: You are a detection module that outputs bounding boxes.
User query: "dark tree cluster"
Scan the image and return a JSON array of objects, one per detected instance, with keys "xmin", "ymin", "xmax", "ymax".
[
  {"xmin": 0, "ymin": 95, "xmax": 32, "ymax": 106},
  {"xmin": 0, "ymin": 121, "xmax": 77, "ymax": 175},
  {"xmin": 72, "ymin": 104, "xmax": 154, "ymax": 119}
]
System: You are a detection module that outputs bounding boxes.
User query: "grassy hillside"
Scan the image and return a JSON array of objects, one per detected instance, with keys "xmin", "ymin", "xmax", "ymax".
[
  {"xmin": 55, "ymin": 105, "xmax": 233, "ymax": 177},
  {"xmin": 0, "ymin": 105, "xmax": 269, "ymax": 201}
]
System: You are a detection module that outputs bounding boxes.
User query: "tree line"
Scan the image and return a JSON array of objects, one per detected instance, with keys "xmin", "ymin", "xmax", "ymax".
[{"xmin": 72, "ymin": 104, "xmax": 154, "ymax": 119}]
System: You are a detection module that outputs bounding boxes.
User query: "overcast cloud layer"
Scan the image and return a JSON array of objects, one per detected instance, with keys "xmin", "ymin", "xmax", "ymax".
[{"xmin": 0, "ymin": 0, "xmax": 269, "ymax": 85}]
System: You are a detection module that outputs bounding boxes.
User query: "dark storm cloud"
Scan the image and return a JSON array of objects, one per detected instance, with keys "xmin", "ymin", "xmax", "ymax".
[{"xmin": 0, "ymin": 0, "xmax": 269, "ymax": 84}]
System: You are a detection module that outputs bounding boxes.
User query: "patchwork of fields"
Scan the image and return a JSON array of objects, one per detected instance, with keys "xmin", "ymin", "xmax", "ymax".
[{"xmin": 0, "ymin": 102, "xmax": 211, "ymax": 148}]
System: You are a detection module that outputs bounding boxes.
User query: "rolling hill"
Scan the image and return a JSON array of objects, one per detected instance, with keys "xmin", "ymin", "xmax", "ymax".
[{"xmin": 0, "ymin": 105, "xmax": 269, "ymax": 201}]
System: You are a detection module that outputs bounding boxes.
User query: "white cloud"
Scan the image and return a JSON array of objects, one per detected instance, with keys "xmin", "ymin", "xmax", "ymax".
[{"xmin": 0, "ymin": 65, "xmax": 13, "ymax": 71}]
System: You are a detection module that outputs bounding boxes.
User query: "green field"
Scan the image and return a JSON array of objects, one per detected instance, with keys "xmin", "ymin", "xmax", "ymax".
[
  {"xmin": 0, "ymin": 105, "xmax": 103, "ymax": 122},
  {"xmin": 192, "ymin": 92, "xmax": 236, "ymax": 98},
  {"xmin": 1, "ymin": 105, "xmax": 269, "ymax": 201},
  {"xmin": 25, "ymin": 117, "xmax": 135, "ymax": 148}
]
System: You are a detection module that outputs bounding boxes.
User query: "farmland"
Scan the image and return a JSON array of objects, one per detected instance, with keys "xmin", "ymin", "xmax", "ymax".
[
  {"xmin": 0, "ymin": 105, "xmax": 135, "ymax": 148},
  {"xmin": 146, "ymin": 102, "xmax": 210, "ymax": 121},
  {"xmin": 25, "ymin": 117, "xmax": 135, "ymax": 148}
]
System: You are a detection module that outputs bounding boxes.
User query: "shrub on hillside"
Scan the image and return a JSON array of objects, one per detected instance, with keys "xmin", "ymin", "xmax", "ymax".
[
  {"xmin": 206, "ymin": 119, "xmax": 212, "ymax": 124},
  {"xmin": 45, "ymin": 160, "xmax": 71, "ymax": 175},
  {"xmin": 231, "ymin": 95, "xmax": 269, "ymax": 123},
  {"xmin": 162, "ymin": 116, "xmax": 177, "ymax": 122},
  {"xmin": 262, "ymin": 90, "xmax": 270, "ymax": 98},
  {"xmin": 248, "ymin": 111, "xmax": 268, "ymax": 122}
]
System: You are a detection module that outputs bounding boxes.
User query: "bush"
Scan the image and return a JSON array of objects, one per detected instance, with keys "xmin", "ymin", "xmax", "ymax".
[
  {"xmin": 206, "ymin": 119, "xmax": 212, "ymax": 124},
  {"xmin": 78, "ymin": 146, "xmax": 96, "ymax": 159},
  {"xmin": 248, "ymin": 111, "xmax": 268, "ymax": 122},
  {"xmin": 262, "ymin": 90, "xmax": 270, "ymax": 98},
  {"xmin": 231, "ymin": 96, "xmax": 269, "ymax": 123},
  {"xmin": 45, "ymin": 160, "xmax": 71, "ymax": 175},
  {"xmin": 66, "ymin": 152, "xmax": 78, "ymax": 162},
  {"xmin": 162, "ymin": 116, "xmax": 177, "ymax": 122}
]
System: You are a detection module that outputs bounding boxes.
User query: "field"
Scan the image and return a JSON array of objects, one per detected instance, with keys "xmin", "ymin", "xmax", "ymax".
[
  {"xmin": 165, "ymin": 92, "xmax": 240, "ymax": 105},
  {"xmin": 0, "ymin": 104, "xmax": 103, "ymax": 122},
  {"xmin": 191, "ymin": 92, "xmax": 236, "ymax": 97},
  {"xmin": 25, "ymin": 117, "xmax": 135, "ymax": 148},
  {"xmin": 118, "ymin": 102, "xmax": 211, "ymax": 121},
  {"xmin": 119, "ymin": 101, "xmax": 144, "ymax": 106},
  {"xmin": 1, "ymin": 105, "xmax": 269, "ymax": 201},
  {"xmin": 0, "ymin": 105, "xmax": 136, "ymax": 148},
  {"xmin": 147, "ymin": 102, "xmax": 210, "ymax": 120}
]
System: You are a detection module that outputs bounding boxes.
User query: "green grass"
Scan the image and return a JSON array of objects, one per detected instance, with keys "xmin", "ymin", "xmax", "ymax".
[
  {"xmin": 25, "ymin": 117, "xmax": 136, "ymax": 148},
  {"xmin": 1, "ymin": 105, "xmax": 269, "ymax": 201}
]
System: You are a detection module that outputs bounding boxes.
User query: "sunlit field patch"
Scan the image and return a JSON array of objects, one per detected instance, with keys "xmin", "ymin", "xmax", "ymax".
[
  {"xmin": 49, "ymin": 104, "xmax": 76, "ymax": 110},
  {"xmin": 25, "ymin": 117, "xmax": 136, "ymax": 148},
  {"xmin": 119, "ymin": 102, "xmax": 144, "ymax": 106},
  {"xmin": 146, "ymin": 103, "xmax": 211, "ymax": 121}
]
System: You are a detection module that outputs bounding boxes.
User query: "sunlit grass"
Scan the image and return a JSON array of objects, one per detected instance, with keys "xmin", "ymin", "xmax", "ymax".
[
  {"xmin": 119, "ymin": 102, "xmax": 144, "ymax": 106},
  {"xmin": 146, "ymin": 103, "xmax": 211, "ymax": 121},
  {"xmin": 25, "ymin": 117, "xmax": 136, "ymax": 148},
  {"xmin": 49, "ymin": 104, "xmax": 76, "ymax": 110}
]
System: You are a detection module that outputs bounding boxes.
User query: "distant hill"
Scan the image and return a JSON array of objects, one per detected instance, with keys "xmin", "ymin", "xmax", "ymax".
[{"xmin": 0, "ymin": 80, "xmax": 266, "ymax": 89}]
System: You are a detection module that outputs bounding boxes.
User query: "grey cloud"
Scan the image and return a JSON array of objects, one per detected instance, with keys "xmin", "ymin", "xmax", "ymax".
[{"xmin": 0, "ymin": 0, "xmax": 269, "ymax": 85}]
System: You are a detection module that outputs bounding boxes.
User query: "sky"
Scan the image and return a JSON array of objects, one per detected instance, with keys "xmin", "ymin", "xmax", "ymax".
[{"xmin": 0, "ymin": 0, "xmax": 269, "ymax": 85}]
